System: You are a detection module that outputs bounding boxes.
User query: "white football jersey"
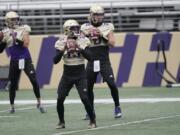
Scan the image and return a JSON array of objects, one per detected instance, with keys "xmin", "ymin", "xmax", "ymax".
[
  {"xmin": 81, "ymin": 22, "xmax": 114, "ymax": 47},
  {"xmin": 2, "ymin": 25, "xmax": 31, "ymax": 47},
  {"xmin": 55, "ymin": 34, "xmax": 91, "ymax": 66}
]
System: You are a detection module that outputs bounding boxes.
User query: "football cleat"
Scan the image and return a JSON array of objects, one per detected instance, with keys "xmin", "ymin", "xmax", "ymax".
[
  {"xmin": 114, "ymin": 106, "xmax": 122, "ymax": 118},
  {"xmin": 88, "ymin": 121, "xmax": 97, "ymax": 129},
  {"xmin": 56, "ymin": 122, "xmax": 65, "ymax": 129},
  {"xmin": 37, "ymin": 104, "xmax": 46, "ymax": 113}
]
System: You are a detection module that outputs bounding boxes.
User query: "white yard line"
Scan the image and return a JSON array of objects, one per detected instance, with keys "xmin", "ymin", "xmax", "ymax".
[
  {"xmin": 0, "ymin": 115, "xmax": 19, "ymax": 118},
  {"xmin": 0, "ymin": 98, "xmax": 180, "ymax": 113},
  {"xmin": 1, "ymin": 98, "xmax": 180, "ymax": 105},
  {"xmin": 0, "ymin": 106, "xmax": 34, "ymax": 113},
  {"xmin": 53, "ymin": 114, "xmax": 180, "ymax": 135},
  {"xmin": 0, "ymin": 104, "xmax": 55, "ymax": 113}
]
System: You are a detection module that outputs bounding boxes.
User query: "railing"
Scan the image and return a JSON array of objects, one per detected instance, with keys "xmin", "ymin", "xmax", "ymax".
[{"xmin": 0, "ymin": 0, "xmax": 180, "ymax": 34}]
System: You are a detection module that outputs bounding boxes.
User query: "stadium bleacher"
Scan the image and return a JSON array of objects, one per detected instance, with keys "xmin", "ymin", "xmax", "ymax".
[{"xmin": 0, "ymin": 0, "xmax": 180, "ymax": 34}]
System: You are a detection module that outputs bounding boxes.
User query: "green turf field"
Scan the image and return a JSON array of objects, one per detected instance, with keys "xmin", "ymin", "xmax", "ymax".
[{"xmin": 0, "ymin": 87, "xmax": 180, "ymax": 135}]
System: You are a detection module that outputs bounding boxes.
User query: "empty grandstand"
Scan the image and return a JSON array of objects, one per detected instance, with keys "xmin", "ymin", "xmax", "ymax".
[{"xmin": 0, "ymin": 0, "xmax": 180, "ymax": 34}]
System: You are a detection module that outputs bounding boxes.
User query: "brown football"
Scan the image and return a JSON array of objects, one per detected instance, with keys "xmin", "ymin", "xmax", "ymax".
[{"xmin": 0, "ymin": 31, "xmax": 4, "ymax": 41}]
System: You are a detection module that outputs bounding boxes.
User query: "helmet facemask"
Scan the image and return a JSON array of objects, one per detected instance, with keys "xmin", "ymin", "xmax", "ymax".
[
  {"xmin": 90, "ymin": 13, "xmax": 104, "ymax": 26},
  {"xmin": 69, "ymin": 25, "xmax": 80, "ymax": 36},
  {"xmin": 63, "ymin": 20, "xmax": 80, "ymax": 39},
  {"xmin": 5, "ymin": 17, "xmax": 20, "ymax": 29}
]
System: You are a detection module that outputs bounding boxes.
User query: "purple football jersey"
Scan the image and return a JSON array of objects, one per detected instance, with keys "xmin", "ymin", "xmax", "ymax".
[{"xmin": 8, "ymin": 45, "xmax": 31, "ymax": 60}]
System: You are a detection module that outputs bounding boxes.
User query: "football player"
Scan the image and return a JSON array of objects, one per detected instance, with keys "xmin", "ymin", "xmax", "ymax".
[
  {"xmin": 81, "ymin": 4, "xmax": 122, "ymax": 119},
  {"xmin": 54, "ymin": 19, "xmax": 96, "ymax": 129},
  {"xmin": 0, "ymin": 11, "xmax": 46, "ymax": 113}
]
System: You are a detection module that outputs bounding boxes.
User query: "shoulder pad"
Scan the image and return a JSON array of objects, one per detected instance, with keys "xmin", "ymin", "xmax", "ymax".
[
  {"xmin": 23, "ymin": 25, "xmax": 31, "ymax": 33},
  {"xmin": 2, "ymin": 27, "xmax": 10, "ymax": 33},
  {"xmin": 77, "ymin": 36, "xmax": 91, "ymax": 50},
  {"xmin": 81, "ymin": 23, "xmax": 91, "ymax": 29},
  {"xmin": 107, "ymin": 23, "xmax": 114, "ymax": 31},
  {"xmin": 99, "ymin": 23, "xmax": 115, "ymax": 39},
  {"xmin": 81, "ymin": 23, "xmax": 92, "ymax": 35},
  {"xmin": 102, "ymin": 23, "xmax": 114, "ymax": 31},
  {"xmin": 19, "ymin": 25, "xmax": 31, "ymax": 33}
]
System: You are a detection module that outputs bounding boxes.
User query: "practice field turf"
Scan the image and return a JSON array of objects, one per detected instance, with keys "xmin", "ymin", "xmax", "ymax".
[{"xmin": 0, "ymin": 87, "xmax": 180, "ymax": 135}]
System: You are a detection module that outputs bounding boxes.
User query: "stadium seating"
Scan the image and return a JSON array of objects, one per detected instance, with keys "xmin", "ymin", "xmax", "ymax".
[{"xmin": 0, "ymin": 0, "xmax": 180, "ymax": 34}]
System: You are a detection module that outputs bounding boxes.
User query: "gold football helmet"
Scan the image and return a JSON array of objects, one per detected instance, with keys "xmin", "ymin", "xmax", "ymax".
[
  {"xmin": 5, "ymin": 11, "xmax": 20, "ymax": 28},
  {"xmin": 89, "ymin": 4, "xmax": 104, "ymax": 26},
  {"xmin": 63, "ymin": 19, "xmax": 80, "ymax": 36}
]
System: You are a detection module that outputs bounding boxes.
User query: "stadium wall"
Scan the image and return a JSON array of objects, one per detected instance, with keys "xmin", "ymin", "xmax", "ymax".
[{"xmin": 0, "ymin": 32, "xmax": 179, "ymax": 89}]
